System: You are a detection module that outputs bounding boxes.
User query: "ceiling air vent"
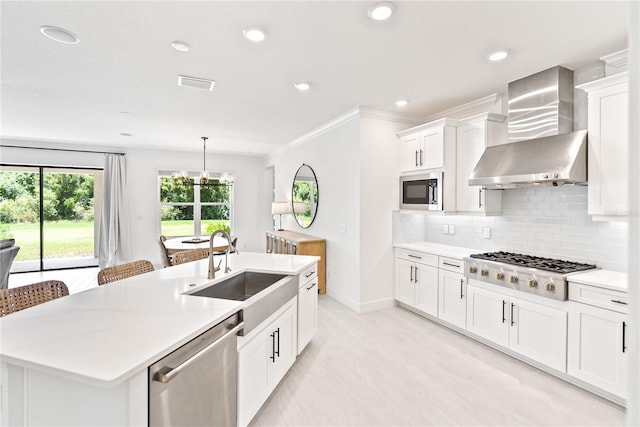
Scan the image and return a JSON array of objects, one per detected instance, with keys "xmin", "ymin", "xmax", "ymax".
[{"xmin": 177, "ymin": 75, "xmax": 215, "ymax": 91}]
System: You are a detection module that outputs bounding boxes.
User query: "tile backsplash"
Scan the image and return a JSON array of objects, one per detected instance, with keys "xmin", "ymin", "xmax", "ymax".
[{"xmin": 393, "ymin": 186, "xmax": 628, "ymax": 272}]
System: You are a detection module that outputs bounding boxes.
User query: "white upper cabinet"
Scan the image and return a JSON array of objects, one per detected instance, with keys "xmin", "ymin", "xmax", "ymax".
[
  {"xmin": 576, "ymin": 72, "xmax": 629, "ymax": 220},
  {"xmin": 398, "ymin": 118, "xmax": 460, "ymax": 173},
  {"xmin": 455, "ymin": 113, "xmax": 505, "ymax": 214}
]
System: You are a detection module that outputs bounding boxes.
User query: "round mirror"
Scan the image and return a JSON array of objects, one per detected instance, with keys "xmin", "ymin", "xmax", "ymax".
[{"xmin": 292, "ymin": 164, "xmax": 319, "ymax": 228}]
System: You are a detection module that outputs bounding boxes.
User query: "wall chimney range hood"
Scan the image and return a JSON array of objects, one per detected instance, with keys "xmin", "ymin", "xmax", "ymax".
[{"xmin": 469, "ymin": 66, "xmax": 588, "ymax": 189}]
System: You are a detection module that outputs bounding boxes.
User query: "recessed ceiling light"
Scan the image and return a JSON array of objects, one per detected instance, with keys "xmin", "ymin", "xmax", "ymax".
[
  {"xmin": 488, "ymin": 49, "xmax": 510, "ymax": 62},
  {"xmin": 294, "ymin": 82, "xmax": 311, "ymax": 91},
  {"xmin": 40, "ymin": 25, "xmax": 79, "ymax": 44},
  {"xmin": 367, "ymin": 1, "xmax": 395, "ymax": 21},
  {"xmin": 120, "ymin": 133, "xmax": 132, "ymax": 137},
  {"xmin": 243, "ymin": 27, "xmax": 266, "ymax": 42},
  {"xmin": 395, "ymin": 99, "xmax": 408, "ymax": 107},
  {"xmin": 171, "ymin": 41, "xmax": 190, "ymax": 52}
]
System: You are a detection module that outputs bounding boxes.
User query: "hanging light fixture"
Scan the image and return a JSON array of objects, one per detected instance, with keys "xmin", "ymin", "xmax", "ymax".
[{"xmin": 171, "ymin": 137, "xmax": 235, "ymax": 186}]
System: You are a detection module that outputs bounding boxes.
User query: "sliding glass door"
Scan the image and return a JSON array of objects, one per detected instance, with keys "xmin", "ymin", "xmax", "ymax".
[{"xmin": 0, "ymin": 165, "xmax": 102, "ymax": 272}]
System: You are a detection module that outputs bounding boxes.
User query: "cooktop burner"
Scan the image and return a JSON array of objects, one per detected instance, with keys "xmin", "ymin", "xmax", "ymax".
[{"xmin": 469, "ymin": 251, "xmax": 596, "ymax": 274}]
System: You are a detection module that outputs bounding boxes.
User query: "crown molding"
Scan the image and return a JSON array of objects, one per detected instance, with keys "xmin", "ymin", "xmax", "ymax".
[
  {"xmin": 600, "ymin": 49, "xmax": 628, "ymax": 70},
  {"xmin": 284, "ymin": 106, "xmax": 424, "ymax": 150},
  {"xmin": 422, "ymin": 93, "xmax": 503, "ymax": 122}
]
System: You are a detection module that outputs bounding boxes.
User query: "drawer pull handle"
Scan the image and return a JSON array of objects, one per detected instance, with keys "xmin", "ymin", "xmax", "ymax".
[
  {"xmin": 407, "ymin": 254, "xmax": 422, "ymax": 259},
  {"xmin": 611, "ymin": 299, "xmax": 628, "ymax": 305},
  {"xmin": 623, "ymin": 321, "xmax": 627, "ymax": 353},
  {"xmin": 306, "ymin": 283, "xmax": 317, "ymax": 291},
  {"xmin": 510, "ymin": 303, "xmax": 515, "ymax": 326},
  {"xmin": 460, "ymin": 278, "xmax": 464, "ymax": 299},
  {"xmin": 305, "ymin": 271, "xmax": 315, "ymax": 278},
  {"xmin": 443, "ymin": 261, "xmax": 460, "ymax": 268},
  {"xmin": 502, "ymin": 300, "xmax": 506, "ymax": 323}
]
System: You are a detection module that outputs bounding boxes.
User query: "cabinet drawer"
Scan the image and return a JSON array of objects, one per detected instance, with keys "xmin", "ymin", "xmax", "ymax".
[
  {"xmin": 569, "ymin": 283, "xmax": 629, "ymax": 314},
  {"xmin": 439, "ymin": 257, "xmax": 464, "ymax": 274},
  {"xmin": 299, "ymin": 264, "xmax": 318, "ymax": 288},
  {"xmin": 397, "ymin": 249, "xmax": 438, "ymax": 267}
]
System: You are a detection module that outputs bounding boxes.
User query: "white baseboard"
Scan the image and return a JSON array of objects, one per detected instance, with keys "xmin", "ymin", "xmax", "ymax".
[
  {"xmin": 325, "ymin": 292, "xmax": 395, "ymax": 314},
  {"xmin": 357, "ymin": 297, "xmax": 396, "ymax": 313}
]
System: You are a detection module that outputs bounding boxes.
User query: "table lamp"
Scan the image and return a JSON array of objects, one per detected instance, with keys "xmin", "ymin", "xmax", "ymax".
[{"xmin": 271, "ymin": 202, "xmax": 290, "ymax": 231}]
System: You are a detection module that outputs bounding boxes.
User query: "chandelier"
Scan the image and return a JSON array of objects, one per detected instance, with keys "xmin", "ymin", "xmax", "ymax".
[{"xmin": 171, "ymin": 137, "xmax": 235, "ymax": 186}]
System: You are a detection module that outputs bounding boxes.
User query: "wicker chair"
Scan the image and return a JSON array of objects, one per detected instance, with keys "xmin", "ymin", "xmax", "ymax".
[
  {"xmin": 159, "ymin": 235, "xmax": 172, "ymax": 267},
  {"xmin": 97, "ymin": 259, "xmax": 154, "ymax": 285},
  {"xmin": 172, "ymin": 248, "xmax": 210, "ymax": 265},
  {"xmin": 0, "ymin": 280, "xmax": 69, "ymax": 317}
]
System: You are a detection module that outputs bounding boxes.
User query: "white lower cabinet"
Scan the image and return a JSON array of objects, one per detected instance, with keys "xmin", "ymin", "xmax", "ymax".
[
  {"xmin": 298, "ymin": 265, "xmax": 318, "ymax": 354},
  {"xmin": 567, "ymin": 302, "xmax": 628, "ymax": 399},
  {"xmin": 437, "ymin": 269, "xmax": 466, "ymax": 329},
  {"xmin": 395, "ymin": 257, "xmax": 439, "ymax": 316},
  {"xmin": 466, "ymin": 285, "xmax": 567, "ymax": 371},
  {"xmin": 238, "ymin": 297, "xmax": 297, "ymax": 427}
]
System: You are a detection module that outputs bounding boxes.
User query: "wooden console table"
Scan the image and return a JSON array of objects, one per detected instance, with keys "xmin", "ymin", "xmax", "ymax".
[{"xmin": 266, "ymin": 230, "xmax": 326, "ymax": 294}]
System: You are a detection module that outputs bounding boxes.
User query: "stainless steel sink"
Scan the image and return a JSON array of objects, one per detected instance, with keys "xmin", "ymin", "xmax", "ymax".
[{"xmin": 190, "ymin": 271, "xmax": 297, "ymax": 335}]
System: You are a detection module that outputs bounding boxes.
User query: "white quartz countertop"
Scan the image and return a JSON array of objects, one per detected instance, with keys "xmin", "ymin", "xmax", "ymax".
[
  {"xmin": 0, "ymin": 252, "xmax": 319, "ymax": 388},
  {"xmin": 568, "ymin": 269, "xmax": 628, "ymax": 293},
  {"xmin": 393, "ymin": 242, "xmax": 480, "ymax": 260}
]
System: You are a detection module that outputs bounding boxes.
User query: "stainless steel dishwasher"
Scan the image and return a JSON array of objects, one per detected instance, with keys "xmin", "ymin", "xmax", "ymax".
[{"xmin": 149, "ymin": 311, "xmax": 243, "ymax": 427}]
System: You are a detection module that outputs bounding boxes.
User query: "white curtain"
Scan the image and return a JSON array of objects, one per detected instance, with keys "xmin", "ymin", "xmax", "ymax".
[{"xmin": 98, "ymin": 154, "xmax": 131, "ymax": 268}]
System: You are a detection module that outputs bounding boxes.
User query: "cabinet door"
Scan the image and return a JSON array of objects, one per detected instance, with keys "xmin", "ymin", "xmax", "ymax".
[
  {"xmin": 586, "ymin": 81, "xmax": 629, "ymax": 217},
  {"xmin": 456, "ymin": 122, "xmax": 486, "ymax": 212},
  {"xmin": 238, "ymin": 329, "xmax": 272, "ymax": 427},
  {"xmin": 420, "ymin": 127, "xmax": 444, "ymax": 169},
  {"xmin": 438, "ymin": 270, "xmax": 466, "ymax": 329},
  {"xmin": 395, "ymin": 258, "xmax": 415, "ymax": 305},
  {"xmin": 414, "ymin": 263, "xmax": 439, "ymax": 316},
  {"xmin": 270, "ymin": 302, "xmax": 297, "ymax": 387},
  {"xmin": 466, "ymin": 285, "xmax": 509, "ymax": 347},
  {"xmin": 400, "ymin": 133, "xmax": 421, "ymax": 172},
  {"xmin": 568, "ymin": 303, "xmax": 627, "ymax": 398},
  {"xmin": 297, "ymin": 280, "xmax": 318, "ymax": 354},
  {"xmin": 508, "ymin": 297, "xmax": 567, "ymax": 372}
]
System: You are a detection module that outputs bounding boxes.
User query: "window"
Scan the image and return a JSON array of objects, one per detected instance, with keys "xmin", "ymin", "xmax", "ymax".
[
  {"xmin": 0, "ymin": 164, "xmax": 102, "ymax": 272},
  {"xmin": 159, "ymin": 173, "xmax": 233, "ymax": 237}
]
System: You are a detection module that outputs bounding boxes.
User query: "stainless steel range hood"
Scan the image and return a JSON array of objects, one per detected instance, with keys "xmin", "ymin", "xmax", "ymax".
[{"xmin": 469, "ymin": 66, "xmax": 588, "ymax": 189}]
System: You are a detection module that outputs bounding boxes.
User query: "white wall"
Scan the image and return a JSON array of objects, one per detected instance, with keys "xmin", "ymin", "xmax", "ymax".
[
  {"xmin": 265, "ymin": 109, "xmax": 419, "ymax": 312},
  {"xmin": 0, "ymin": 139, "xmax": 266, "ymax": 267},
  {"xmin": 358, "ymin": 117, "xmax": 405, "ymax": 311},
  {"xmin": 266, "ymin": 115, "xmax": 362, "ymax": 310}
]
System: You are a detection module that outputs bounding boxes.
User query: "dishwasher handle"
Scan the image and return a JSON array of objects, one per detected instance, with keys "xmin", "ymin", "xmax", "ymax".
[{"xmin": 153, "ymin": 321, "xmax": 244, "ymax": 384}]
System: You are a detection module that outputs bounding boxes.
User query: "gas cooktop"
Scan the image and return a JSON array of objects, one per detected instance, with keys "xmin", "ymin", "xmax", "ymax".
[
  {"xmin": 464, "ymin": 251, "xmax": 598, "ymax": 301},
  {"xmin": 469, "ymin": 251, "xmax": 596, "ymax": 274}
]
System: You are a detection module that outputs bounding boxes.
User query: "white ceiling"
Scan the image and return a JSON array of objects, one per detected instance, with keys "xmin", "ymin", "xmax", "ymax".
[{"xmin": 0, "ymin": 1, "xmax": 629, "ymax": 156}]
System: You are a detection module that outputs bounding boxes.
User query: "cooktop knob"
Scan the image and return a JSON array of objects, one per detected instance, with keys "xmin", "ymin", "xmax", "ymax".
[
  {"xmin": 553, "ymin": 173, "xmax": 559, "ymax": 179},
  {"xmin": 496, "ymin": 272, "xmax": 505, "ymax": 280},
  {"xmin": 545, "ymin": 282, "xmax": 555, "ymax": 291},
  {"xmin": 528, "ymin": 279, "xmax": 538, "ymax": 288},
  {"xmin": 468, "ymin": 266, "xmax": 478, "ymax": 274},
  {"xmin": 481, "ymin": 269, "xmax": 489, "ymax": 277},
  {"xmin": 509, "ymin": 275, "xmax": 518, "ymax": 283}
]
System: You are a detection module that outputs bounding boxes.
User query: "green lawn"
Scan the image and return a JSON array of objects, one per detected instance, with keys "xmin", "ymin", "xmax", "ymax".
[
  {"xmin": 4, "ymin": 221, "xmax": 95, "ymax": 261},
  {"xmin": 4, "ymin": 220, "xmax": 230, "ymax": 261}
]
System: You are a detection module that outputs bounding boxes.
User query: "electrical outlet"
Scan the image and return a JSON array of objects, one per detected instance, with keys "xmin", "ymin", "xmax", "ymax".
[
  {"xmin": 483, "ymin": 227, "xmax": 491, "ymax": 239},
  {"xmin": 443, "ymin": 224, "xmax": 449, "ymax": 234},
  {"xmin": 449, "ymin": 225, "xmax": 455, "ymax": 234},
  {"xmin": 339, "ymin": 224, "xmax": 347, "ymax": 233}
]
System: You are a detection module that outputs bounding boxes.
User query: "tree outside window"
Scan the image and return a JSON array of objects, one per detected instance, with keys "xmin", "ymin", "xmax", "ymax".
[{"xmin": 159, "ymin": 175, "xmax": 232, "ymax": 237}]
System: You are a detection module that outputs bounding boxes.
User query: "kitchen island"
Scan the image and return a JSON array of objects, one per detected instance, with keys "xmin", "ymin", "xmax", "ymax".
[{"xmin": 0, "ymin": 252, "xmax": 319, "ymax": 426}]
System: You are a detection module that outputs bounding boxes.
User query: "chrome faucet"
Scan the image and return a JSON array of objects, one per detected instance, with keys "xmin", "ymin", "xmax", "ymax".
[{"xmin": 208, "ymin": 230, "xmax": 238, "ymax": 279}]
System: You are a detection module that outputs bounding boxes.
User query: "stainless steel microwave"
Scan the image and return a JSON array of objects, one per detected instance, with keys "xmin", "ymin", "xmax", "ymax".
[{"xmin": 400, "ymin": 172, "xmax": 443, "ymax": 210}]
